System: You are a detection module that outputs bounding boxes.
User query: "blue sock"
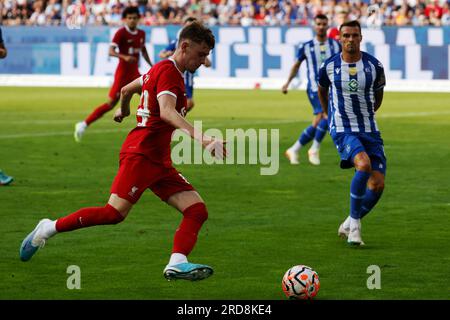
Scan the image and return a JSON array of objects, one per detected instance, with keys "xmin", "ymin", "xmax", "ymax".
[
  {"xmin": 299, "ymin": 125, "xmax": 316, "ymax": 146},
  {"xmin": 350, "ymin": 171, "xmax": 371, "ymax": 219},
  {"xmin": 360, "ymin": 188, "xmax": 383, "ymax": 219},
  {"xmin": 314, "ymin": 118, "xmax": 328, "ymax": 143}
]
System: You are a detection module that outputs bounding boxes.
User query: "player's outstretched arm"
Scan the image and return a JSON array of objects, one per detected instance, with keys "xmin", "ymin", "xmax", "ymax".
[
  {"xmin": 141, "ymin": 46, "xmax": 153, "ymax": 67},
  {"xmin": 282, "ymin": 60, "xmax": 301, "ymax": 94},
  {"xmin": 114, "ymin": 77, "xmax": 142, "ymax": 123},
  {"xmin": 318, "ymin": 85, "xmax": 329, "ymax": 116},
  {"xmin": 158, "ymin": 94, "xmax": 227, "ymax": 159}
]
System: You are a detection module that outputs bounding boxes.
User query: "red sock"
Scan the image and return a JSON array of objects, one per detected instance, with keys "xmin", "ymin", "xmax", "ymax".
[
  {"xmin": 85, "ymin": 103, "xmax": 113, "ymax": 125},
  {"xmin": 55, "ymin": 204, "xmax": 124, "ymax": 233},
  {"xmin": 172, "ymin": 202, "xmax": 208, "ymax": 256}
]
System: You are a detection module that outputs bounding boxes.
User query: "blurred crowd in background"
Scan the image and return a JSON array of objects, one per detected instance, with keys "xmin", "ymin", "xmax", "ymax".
[{"xmin": 0, "ymin": 0, "xmax": 449, "ymax": 28}]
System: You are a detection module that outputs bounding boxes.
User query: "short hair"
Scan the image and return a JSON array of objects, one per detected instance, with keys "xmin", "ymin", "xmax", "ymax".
[
  {"xmin": 183, "ymin": 16, "xmax": 197, "ymax": 24},
  {"xmin": 122, "ymin": 6, "xmax": 140, "ymax": 19},
  {"xmin": 179, "ymin": 22, "xmax": 215, "ymax": 50},
  {"xmin": 339, "ymin": 20, "xmax": 362, "ymax": 33},
  {"xmin": 314, "ymin": 14, "xmax": 328, "ymax": 21}
]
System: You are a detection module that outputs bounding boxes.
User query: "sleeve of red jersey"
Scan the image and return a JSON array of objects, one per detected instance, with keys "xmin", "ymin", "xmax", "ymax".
[
  {"xmin": 111, "ymin": 28, "xmax": 123, "ymax": 48},
  {"xmin": 156, "ymin": 66, "xmax": 183, "ymax": 100}
]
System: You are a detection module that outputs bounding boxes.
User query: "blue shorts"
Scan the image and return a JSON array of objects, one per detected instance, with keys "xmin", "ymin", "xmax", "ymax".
[
  {"xmin": 307, "ymin": 91, "xmax": 323, "ymax": 115},
  {"xmin": 330, "ymin": 132, "xmax": 387, "ymax": 175},
  {"xmin": 185, "ymin": 72, "xmax": 194, "ymax": 99}
]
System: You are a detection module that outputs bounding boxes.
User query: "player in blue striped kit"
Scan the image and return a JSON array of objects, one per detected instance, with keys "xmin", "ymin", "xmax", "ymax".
[
  {"xmin": 318, "ymin": 20, "xmax": 386, "ymax": 246},
  {"xmin": 159, "ymin": 17, "xmax": 211, "ymax": 113},
  {"xmin": 283, "ymin": 14, "xmax": 341, "ymax": 166}
]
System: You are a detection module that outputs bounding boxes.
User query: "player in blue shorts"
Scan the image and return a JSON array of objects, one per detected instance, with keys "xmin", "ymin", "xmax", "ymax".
[
  {"xmin": 283, "ymin": 14, "xmax": 341, "ymax": 165},
  {"xmin": 159, "ymin": 17, "xmax": 211, "ymax": 112},
  {"xmin": 318, "ymin": 20, "xmax": 386, "ymax": 246}
]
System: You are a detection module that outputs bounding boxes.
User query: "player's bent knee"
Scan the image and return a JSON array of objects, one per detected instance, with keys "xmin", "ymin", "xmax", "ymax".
[
  {"xmin": 108, "ymin": 194, "xmax": 133, "ymax": 218},
  {"xmin": 368, "ymin": 171, "xmax": 385, "ymax": 192},
  {"xmin": 105, "ymin": 204, "xmax": 126, "ymax": 224},
  {"xmin": 355, "ymin": 161, "xmax": 371, "ymax": 172},
  {"xmin": 353, "ymin": 153, "xmax": 372, "ymax": 172},
  {"xmin": 183, "ymin": 202, "xmax": 208, "ymax": 225},
  {"xmin": 369, "ymin": 179, "xmax": 385, "ymax": 193}
]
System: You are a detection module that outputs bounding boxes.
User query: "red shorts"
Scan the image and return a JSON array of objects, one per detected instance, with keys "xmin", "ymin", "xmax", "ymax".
[
  {"xmin": 110, "ymin": 153, "xmax": 195, "ymax": 204},
  {"xmin": 108, "ymin": 70, "xmax": 141, "ymax": 100}
]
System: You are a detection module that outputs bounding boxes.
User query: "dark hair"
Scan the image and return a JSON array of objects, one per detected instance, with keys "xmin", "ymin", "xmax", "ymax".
[
  {"xmin": 339, "ymin": 20, "xmax": 361, "ymax": 33},
  {"xmin": 183, "ymin": 16, "xmax": 197, "ymax": 24},
  {"xmin": 179, "ymin": 22, "xmax": 215, "ymax": 49},
  {"xmin": 122, "ymin": 6, "xmax": 140, "ymax": 19},
  {"xmin": 314, "ymin": 14, "xmax": 328, "ymax": 21}
]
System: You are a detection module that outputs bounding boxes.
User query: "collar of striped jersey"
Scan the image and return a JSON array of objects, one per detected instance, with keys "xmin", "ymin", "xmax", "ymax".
[
  {"xmin": 168, "ymin": 58, "xmax": 185, "ymax": 78},
  {"xmin": 124, "ymin": 25, "xmax": 138, "ymax": 35},
  {"xmin": 313, "ymin": 37, "xmax": 326, "ymax": 46},
  {"xmin": 340, "ymin": 53, "xmax": 362, "ymax": 65}
]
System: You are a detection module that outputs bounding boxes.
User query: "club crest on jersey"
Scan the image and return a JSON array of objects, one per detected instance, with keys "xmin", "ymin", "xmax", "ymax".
[
  {"xmin": 128, "ymin": 186, "xmax": 139, "ymax": 197},
  {"xmin": 349, "ymin": 67, "xmax": 358, "ymax": 76},
  {"xmin": 335, "ymin": 67, "xmax": 340, "ymax": 74},
  {"xmin": 348, "ymin": 79, "xmax": 359, "ymax": 92}
]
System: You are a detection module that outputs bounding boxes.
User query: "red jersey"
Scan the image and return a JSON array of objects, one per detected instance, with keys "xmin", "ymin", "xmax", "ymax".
[
  {"xmin": 120, "ymin": 59, "xmax": 187, "ymax": 168},
  {"xmin": 111, "ymin": 26, "xmax": 146, "ymax": 73}
]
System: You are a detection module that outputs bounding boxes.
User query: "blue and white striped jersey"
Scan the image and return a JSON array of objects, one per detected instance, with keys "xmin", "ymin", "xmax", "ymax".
[
  {"xmin": 318, "ymin": 52, "xmax": 386, "ymax": 134},
  {"xmin": 297, "ymin": 38, "xmax": 341, "ymax": 93}
]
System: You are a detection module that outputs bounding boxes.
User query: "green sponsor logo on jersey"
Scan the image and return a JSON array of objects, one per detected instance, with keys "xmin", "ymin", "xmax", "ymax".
[{"xmin": 348, "ymin": 79, "xmax": 359, "ymax": 92}]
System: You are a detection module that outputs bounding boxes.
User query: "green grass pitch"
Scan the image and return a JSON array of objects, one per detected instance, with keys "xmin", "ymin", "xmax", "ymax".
[{"xmin": 0, "ymin": 87, "xmax": 449, "ymax": 299}]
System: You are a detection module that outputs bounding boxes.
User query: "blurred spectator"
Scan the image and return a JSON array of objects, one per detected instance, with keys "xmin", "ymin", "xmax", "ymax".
[
  {"xmin": 1, "ymin": 0, "xmax": 450, "ymax": 27},
  {"xmin": 366, "ymin": 4, "xmax": 384, "ymax": 28},
  {"xmin": 328, "ymin": 8, "xmax": 348, "ymax": 40}
]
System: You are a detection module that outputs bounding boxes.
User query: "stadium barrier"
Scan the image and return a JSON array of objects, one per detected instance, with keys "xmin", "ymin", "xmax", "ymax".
[
  {"xmin": 1, "ymin": 74, "xmax": 450, "ymax": 93},
  {"xmin": 1, "ymin": 26, "xmax": 449, "ymax": 92}
]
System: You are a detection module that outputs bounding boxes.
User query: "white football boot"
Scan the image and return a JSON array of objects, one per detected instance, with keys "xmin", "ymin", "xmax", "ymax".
[
  {"xmin": 20, "ymin": 219, "xmax": 53, "ymax": 261},
  {"xmin": 285, "ymin": 148, "xmax": 300, "ymax": 165},
  {"xmin": 338, "ymin": 223, "xmax": 350, "ymax": 239},
  {"xmin": 347, "ymin": 226, "xmax": 365, "ymax": 246},
  {"xmin": 74, "ymin": 121, "xmax": 87, "ymax": 143},
  {"xmin": 307, "ymin": 148, "xmax": 320, "ymax": 165}
]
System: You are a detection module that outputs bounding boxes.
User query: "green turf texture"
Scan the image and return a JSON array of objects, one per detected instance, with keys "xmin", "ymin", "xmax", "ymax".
[{"xmin": 0, "ymin": 87, "xmax": 449, "ymax": 299}]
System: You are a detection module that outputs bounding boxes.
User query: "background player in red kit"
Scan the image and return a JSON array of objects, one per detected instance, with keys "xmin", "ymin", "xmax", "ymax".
[
  {"xmin": 74, "ymin": 6, "xmax": 152, "ymax": 142},
  {"xmin": 20, "ymin": 22, "xmax": 226, "ymax": 282}
]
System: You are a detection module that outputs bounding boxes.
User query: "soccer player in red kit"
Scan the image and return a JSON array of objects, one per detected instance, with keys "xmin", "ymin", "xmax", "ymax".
[
  {"xmin": 20, "ymin": 22, "xmax": 226, "ymax": 281},
  {"xmin": 74, "ymin": 6, "xmax": 153, "ymax": 142}
]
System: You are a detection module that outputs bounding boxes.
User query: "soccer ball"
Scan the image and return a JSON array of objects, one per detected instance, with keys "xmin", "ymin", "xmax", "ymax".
[{"xmin": 282, "ymin": 265, "xmax": 320, "ymax": 300}]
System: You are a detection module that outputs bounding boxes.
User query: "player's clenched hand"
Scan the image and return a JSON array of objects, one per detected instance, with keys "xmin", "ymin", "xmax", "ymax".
[
  {"xmin": 114, "ymin": 108, "xmax": 129, "ymax": 123},
  {"xmin": 202, "ymin": 136, "xmax": 228, "ymax": 160},
  {"xmin": 281, "ymin": 83, "xmax": 289, "ymax": 94}
]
